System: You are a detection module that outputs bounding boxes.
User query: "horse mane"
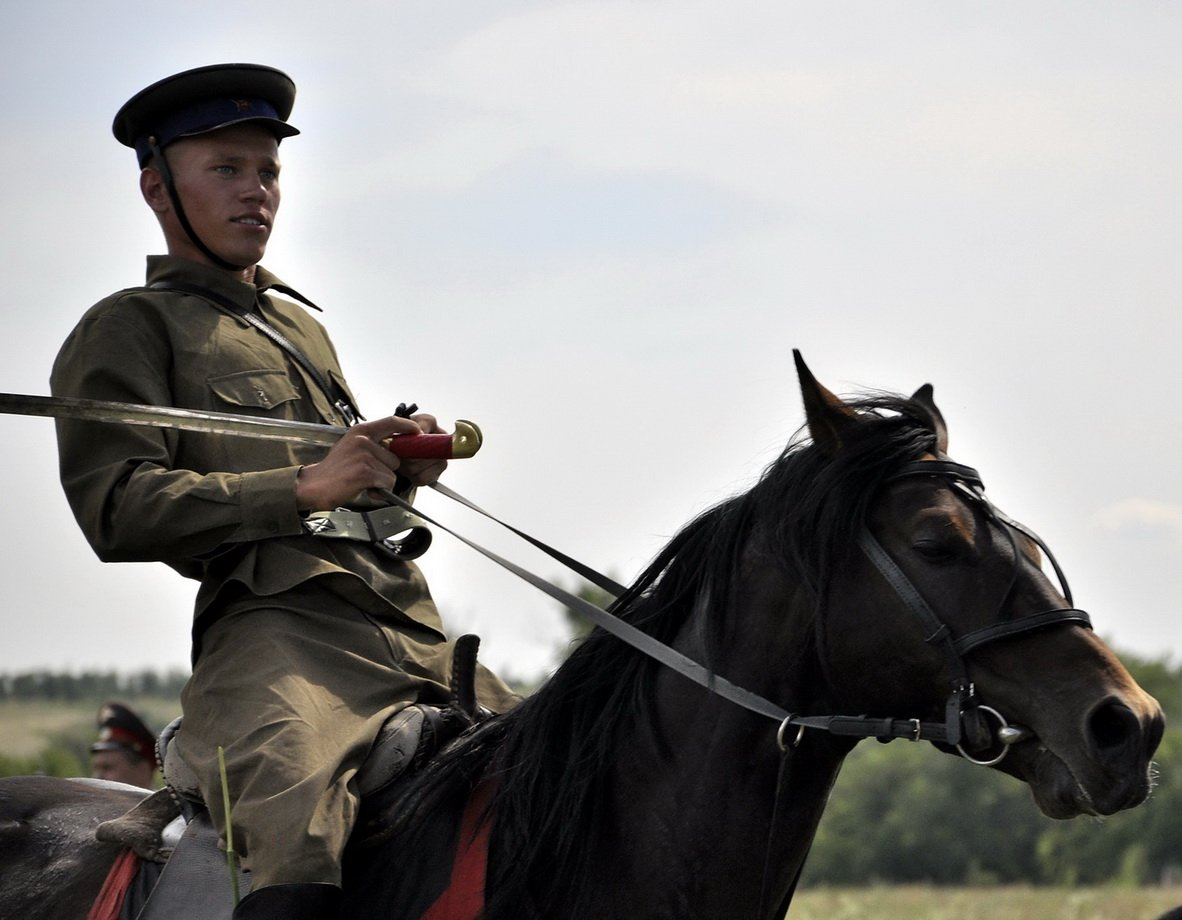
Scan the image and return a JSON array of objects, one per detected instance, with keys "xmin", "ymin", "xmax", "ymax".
[{"xmin": 377, "ymin": 390, "xmax": 940, "ymax": 918}]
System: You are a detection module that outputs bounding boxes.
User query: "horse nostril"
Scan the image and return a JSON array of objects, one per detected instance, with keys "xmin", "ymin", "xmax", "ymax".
[{"xmin": 1088, "ymin": 699, "xmax": 1139, "ymax": 752}]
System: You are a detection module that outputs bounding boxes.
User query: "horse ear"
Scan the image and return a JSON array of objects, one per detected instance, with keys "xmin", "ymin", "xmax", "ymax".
[
  {"xmin": 794, "ymin": 350, "xmax": 858, "ymax": 455},
  {"xmin": 910, "ymin": 383, "xmax": 949, "ymax": 454}
]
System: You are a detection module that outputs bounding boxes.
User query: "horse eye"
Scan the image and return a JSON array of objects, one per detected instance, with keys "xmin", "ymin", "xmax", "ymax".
[{"xmin": 912, "ymin": 540, "xmax": 959, "ymax": 563}]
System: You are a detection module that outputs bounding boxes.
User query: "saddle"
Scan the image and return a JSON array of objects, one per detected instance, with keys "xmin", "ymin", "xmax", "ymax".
[{"xmin": 94, "ymin": 634, "xmax": 490, "ymax": 920}]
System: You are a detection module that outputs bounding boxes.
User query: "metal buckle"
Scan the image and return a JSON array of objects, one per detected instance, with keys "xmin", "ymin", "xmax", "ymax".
[
  {"xmin": 334, "ymin": 398, "xmax": 359, "ymax": 427},
  {"xmin": 301, "ymin": 515, "xmax": 337, "ymax": 536}
]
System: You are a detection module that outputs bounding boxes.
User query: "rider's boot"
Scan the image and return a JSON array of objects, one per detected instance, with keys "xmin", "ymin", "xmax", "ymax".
[{"xmin": 231, "ymin": 883, "xmax": 341, "ymax": 920}]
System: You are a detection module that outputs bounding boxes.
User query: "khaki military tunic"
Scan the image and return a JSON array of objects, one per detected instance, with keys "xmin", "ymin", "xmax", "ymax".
[{"xmin": 51, "ymin": 256, "xmax": 518, "ymax": 888}]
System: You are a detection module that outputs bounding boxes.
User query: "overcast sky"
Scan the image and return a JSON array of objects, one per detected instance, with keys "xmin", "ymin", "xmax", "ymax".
[{"xmin": 1, "ymin": 1, "xmax": 1179, "ymax": 686}]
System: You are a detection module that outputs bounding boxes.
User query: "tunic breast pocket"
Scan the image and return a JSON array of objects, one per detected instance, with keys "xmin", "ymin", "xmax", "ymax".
[{"xmin": 207, "ymin": 369, "xmax": 301, "ymax": 415}]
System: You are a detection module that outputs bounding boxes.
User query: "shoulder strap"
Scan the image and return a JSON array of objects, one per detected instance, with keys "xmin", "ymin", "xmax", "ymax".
[{"xmin": 149, "ymin": 280, "xmax": 362, "ymax": 424}]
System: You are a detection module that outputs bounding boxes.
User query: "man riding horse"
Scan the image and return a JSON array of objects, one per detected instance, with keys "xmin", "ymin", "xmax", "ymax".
[{"xmin": 51, "ymin": 63, "xmax": 519, "ymax": 919}]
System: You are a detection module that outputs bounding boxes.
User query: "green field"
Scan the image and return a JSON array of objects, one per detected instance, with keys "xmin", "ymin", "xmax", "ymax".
[
  {"xmin": 0, "ymin": 697, "xmax": 180, "ymax": 764},
  {"xmin": 790, "ymin": 886, "xmax": 1182, "ymax": 919}
]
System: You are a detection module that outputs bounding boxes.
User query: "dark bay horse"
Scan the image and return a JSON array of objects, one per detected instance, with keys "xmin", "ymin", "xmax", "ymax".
[{"xmin": 0, "ymin": 353, "xmax": 1165, "ymax": 919}]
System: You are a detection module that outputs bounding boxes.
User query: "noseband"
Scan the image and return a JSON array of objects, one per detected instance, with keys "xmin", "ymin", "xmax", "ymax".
[{"xmin": 791, "ymin": 459, "xmax": 1092, "ymax": 766}]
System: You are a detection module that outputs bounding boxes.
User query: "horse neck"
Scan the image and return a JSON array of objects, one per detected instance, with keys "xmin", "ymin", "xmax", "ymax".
[{"xmin": 588, "ymin": 562, "xmax": 852, "ymax": 918}]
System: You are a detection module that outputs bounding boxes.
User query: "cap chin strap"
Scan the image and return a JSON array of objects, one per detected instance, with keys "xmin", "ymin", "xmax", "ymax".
[{"xmin": 148, "ymin": 138, "xmax": 250, "ymax": 274}]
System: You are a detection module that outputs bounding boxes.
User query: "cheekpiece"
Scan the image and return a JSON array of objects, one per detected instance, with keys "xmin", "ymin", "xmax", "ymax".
[{"xmin": 112, "ymin": 63, "xmax": 299, "ymax": 167}]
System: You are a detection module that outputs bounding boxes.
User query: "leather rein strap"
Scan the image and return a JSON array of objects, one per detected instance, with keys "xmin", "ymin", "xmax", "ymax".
[
  {"xmin": 424, "ymin": 461, "xmax": 1090, "ymax": 751},
  {"xmin": 398, "ymin": 486, "xmax": 795, "ymax": 724}
]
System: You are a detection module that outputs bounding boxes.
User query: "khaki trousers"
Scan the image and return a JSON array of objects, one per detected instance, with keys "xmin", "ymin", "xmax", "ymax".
[{"xmin": 173, "ymin": 577, "xmax": 519, "ymax": 889}]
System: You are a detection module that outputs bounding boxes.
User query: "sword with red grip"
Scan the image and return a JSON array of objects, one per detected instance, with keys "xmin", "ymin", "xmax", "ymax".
[
  {"xmin": 0, "ymin": 393, "xmax": 483, "ymax": 459},
  {"xmin": 383, "ymin": 420, "xmax": 482, "ymax": 459}
]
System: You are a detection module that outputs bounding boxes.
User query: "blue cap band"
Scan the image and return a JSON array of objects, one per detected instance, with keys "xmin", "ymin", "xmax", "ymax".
[{"xmin": 133, "ymin": 95, "xmax": 299, "ymax": 166}]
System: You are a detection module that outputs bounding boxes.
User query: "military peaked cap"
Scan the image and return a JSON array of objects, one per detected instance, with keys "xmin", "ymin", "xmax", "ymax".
[
  {"xmin": 91, "ymin": 701, "xmax": 159, "ymax": 767},
  {"xmin": 113, "ymin": 63, "xmax": 299, "ymax": 167}
]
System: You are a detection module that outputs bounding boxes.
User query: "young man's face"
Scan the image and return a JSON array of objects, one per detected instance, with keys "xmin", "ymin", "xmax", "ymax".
[{"xmin": 145, "ymin": 123, "xmax": 282, "ymax": 276}]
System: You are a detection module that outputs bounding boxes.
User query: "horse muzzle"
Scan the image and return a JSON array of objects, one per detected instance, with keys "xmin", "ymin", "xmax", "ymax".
[{"xmin": 1009, "ymin": 694, "xmax": 1164, "ymax": 819}]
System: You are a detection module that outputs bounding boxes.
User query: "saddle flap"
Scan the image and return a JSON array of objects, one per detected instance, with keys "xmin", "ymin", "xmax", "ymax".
[{"xmin": 356, "ymin": 706, "xmax": 426, "ymax": 798}]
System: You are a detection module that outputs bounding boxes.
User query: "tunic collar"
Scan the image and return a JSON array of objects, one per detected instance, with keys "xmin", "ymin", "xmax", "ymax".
[{"xmin": 144, "ymin": 255, "xmax": 323, "ymax": 312}]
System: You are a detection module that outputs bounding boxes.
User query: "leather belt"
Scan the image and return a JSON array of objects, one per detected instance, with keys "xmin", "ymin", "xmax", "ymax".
[{"xmin": 302, "ymin": 504, "xmax": 432, "ymax": 559}]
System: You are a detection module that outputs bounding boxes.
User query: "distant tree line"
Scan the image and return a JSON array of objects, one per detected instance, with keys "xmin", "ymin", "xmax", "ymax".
[
  {"xmin": 0, "ymin": 668, "xmax": 189, "ymax": 702},
  {"xmin": 0, "ymin": 669, "xmax": 187, "ymax": 779}
]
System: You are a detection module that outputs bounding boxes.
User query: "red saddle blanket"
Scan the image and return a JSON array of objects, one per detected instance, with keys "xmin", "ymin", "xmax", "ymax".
[
  {"xmin": 88, "ymin": 848, "xmax": 139, "ymax": 920},
  {"xmin": 420, "ymin": 781, "xmax": 494, "ymax": 920}
]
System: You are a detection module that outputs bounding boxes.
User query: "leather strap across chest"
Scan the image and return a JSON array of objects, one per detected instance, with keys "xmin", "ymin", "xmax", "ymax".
[{"xmin": 148, "ymin": 280, "xmax": 362, "ymax": 425}]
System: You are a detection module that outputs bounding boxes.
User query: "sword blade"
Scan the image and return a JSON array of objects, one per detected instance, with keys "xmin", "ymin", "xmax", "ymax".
[{"xmin": 0, "ymin": 393, "xmax": 346, "ymax": 447}]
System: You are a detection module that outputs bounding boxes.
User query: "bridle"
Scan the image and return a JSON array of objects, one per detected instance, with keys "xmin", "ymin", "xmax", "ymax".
[{"xmin": 823, "ymin": 458, "xmax": 1093, "ymax": 764}]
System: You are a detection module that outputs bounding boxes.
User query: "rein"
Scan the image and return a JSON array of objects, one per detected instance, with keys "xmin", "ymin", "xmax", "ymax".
[
  {"xmin": 417, "ymin": 461, "xmax": 1089, "ymax": 759},
  {"xmin": 406, "ymin": 484, "xmax": 795, "ymax": 723}
]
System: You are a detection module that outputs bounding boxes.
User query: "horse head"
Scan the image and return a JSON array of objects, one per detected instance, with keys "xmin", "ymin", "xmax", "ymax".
[{"xmin": 796, "ymin": 350, "xmax": 1164, "ymax": 820}]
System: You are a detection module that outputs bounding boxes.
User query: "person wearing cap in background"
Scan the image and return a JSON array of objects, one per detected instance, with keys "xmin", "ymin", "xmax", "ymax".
[
  {"xmin": 51, "ymin": 64, "xmax": 519, "ymax": 919},
  {"xmin": 90, "ymin": 701, "xmax": 159, "ymax": 789}
]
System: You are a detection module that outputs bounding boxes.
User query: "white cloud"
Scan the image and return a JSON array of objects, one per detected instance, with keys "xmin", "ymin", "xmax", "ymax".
[
  {"xmin": 1090, "ymin": 500, "xmax": 1182, "ymax": 543},
  {"xmin": 332, "ymin": 0, "xmax": 1182, "ymax": 238}
]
